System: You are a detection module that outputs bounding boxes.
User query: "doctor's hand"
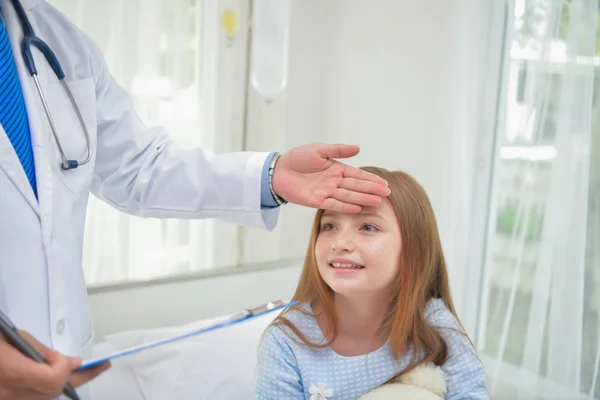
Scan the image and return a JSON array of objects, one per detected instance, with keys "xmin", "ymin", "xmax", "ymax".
[
  {"xmin": 272, "ymin": 144, "xmax": 391, "ymax": 213},
  {"xmin": 0, "ymin": 330, "xmax": 110, "ymax": 400}
]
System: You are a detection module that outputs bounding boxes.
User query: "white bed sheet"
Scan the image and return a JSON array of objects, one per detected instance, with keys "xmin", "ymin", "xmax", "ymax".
[{"xmin": 89, "ymin": 311, "xmax": 279, "ymax": 399}]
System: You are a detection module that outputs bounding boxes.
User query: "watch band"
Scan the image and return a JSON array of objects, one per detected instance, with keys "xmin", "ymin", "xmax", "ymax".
[{"xmin": 268, "ymin": 153, "xmax": 288, "ymax": 206}]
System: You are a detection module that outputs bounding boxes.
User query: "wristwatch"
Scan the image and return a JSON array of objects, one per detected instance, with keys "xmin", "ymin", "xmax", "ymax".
[{"xmin": 268, "ymin": 153, "xmax": 288, "ymax": 206}]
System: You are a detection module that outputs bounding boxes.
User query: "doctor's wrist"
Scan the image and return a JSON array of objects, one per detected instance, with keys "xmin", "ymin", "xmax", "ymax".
[{"xmin": 268, "ymin": 153, "xmax": 288, "ymax": 206}]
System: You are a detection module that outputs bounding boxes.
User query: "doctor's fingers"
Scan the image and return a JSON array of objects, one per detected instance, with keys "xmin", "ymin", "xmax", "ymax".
[
  {"xmin": 319, "ymin": 197, "xmax": 361, "ymax": 214},
  {"xmin": 12, "ymin": 331, "xmax": 79, "ymax": 372},
  {"xmin": 329, "ymin": 187, "xmax": 385, "ymax": 212},
  {"xmin": 69, "ymin": 361, "xmax": 111, "ymax": 388},
  {"xmin": 338, "ymin": 177, "xmax": 391, "ymax": 199},
  {"xmin": 4, "ymin": 332, "xmax": 109, "ymax": 390},
  {"xmin": 0, "ymin": 336, "xmax": 73, "ymax": 398},
  {"xmin": 341, "ymin": 164, "xmax": 389, "ymax": 188},
  {"xmin": 17, "ymin": 352, "xmax": 72, "ymax": 398}
]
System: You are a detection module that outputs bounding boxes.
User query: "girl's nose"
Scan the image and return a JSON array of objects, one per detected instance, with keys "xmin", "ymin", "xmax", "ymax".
[{"xmin": 331, "ymin": 231, "xmax": 355, "ymax": 252}]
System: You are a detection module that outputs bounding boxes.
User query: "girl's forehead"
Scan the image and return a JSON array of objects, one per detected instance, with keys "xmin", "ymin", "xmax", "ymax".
[{"xmin": 322, "ymin": 200, "xmax": 393, "ymax": 219}]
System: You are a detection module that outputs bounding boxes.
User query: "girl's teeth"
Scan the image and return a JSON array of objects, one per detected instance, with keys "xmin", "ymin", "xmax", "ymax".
[{"xmin": 331, "ymin": 262, "xmax": 364, "ymax": 269}]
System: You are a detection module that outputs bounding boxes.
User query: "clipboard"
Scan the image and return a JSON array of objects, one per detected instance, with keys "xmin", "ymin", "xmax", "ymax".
[{"xmin": 77, "ymin": 299, "xmax": 297, "ymax": 371}]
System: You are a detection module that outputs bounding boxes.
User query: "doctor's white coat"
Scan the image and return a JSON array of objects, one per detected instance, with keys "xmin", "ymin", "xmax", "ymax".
[{"xmin": 0, "ymin": 0, "xmax": 279, "ymax": 386}]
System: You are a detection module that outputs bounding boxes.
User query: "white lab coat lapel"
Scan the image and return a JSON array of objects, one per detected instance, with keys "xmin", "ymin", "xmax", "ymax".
[{"xmin": 0, "ymin": 0, "xmax": 53, "ymax": 241}]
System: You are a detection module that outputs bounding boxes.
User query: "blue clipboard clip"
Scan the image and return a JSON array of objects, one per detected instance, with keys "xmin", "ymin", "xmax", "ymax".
[{"xmin": 77, "ymin": 299, "xmax": 298, "ymax": 371}]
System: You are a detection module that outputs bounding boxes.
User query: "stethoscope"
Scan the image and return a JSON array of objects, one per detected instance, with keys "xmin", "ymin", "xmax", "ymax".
[{"xmin": 8, "ymin": 0, "xmax": 91, "ymax": 170}]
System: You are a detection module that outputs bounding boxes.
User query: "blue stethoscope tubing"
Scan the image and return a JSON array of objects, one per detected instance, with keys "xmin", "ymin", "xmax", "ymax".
[{"xmin": 8, "ymin": 0, "xmax": 92, "ymax": 170}]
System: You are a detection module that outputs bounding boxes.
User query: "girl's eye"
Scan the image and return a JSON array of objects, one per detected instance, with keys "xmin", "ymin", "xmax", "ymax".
[
  {"xmin": 361, "ymin": 224, "xmax": 378, "ymax": 232},
  {"xmin": 321, "ymin": 223, "xmax": 335, "ymax": 231}
]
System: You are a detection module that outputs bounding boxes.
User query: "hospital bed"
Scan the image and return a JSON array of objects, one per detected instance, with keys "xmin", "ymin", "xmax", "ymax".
[{"xmin": 88, "ymin": 308, "xmax": 278, "ymax": 400}]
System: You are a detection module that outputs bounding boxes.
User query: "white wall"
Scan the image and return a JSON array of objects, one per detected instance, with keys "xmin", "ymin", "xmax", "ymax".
[{"xmin": 90, "ymin": 0, "xmax": 495, "ymax": 339}]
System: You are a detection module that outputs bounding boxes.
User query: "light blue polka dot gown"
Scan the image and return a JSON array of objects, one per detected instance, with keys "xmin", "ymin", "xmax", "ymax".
[{"xmin": 254, "ymin": 299, "xmax": 490, "ymax": 399}]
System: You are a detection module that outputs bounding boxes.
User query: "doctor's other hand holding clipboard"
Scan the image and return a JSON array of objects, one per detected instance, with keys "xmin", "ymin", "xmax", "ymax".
[{"xmin": 0, "ymin": 316, "xmax": 110, "ymax": 400}]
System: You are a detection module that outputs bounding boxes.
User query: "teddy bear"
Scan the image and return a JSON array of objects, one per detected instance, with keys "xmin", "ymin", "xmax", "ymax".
[{"xmin": 359, "ymin": 363, "xmax": 447, "ymax": 400}]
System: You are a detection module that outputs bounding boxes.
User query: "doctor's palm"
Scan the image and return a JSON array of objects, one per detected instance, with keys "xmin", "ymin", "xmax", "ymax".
[{"xmin": 273, "ymin": 144, "xmax": 390, "ymax": 213}]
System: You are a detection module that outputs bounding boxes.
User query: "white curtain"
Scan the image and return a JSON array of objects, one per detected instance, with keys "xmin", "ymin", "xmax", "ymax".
[
  {"xmin": 476, "ymin": 0, "xmax": 599, "ymax": 398},
  {"xmin": 48, "ymin": 0, "xmax": 249, "ymax": 286}
]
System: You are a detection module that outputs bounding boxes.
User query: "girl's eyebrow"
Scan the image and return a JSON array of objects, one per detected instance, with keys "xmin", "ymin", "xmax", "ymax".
[
  {"xmin": 359, "ymin": 212, "xmax": 387, "ymax": 222},
  {"xmin": 359, "ymin": 210, "xmax": 383, "ymax": 217}
]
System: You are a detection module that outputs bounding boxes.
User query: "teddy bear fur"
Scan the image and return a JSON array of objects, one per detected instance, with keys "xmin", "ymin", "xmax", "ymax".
[{"xmin": 359, "ymin": 363, "xmax": 447, "ymax": 400}]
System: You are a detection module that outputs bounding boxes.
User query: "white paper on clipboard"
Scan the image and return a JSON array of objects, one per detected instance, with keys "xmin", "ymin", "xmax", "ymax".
[{"xmin": 77, "ymin": 300, "xmax": 296, "ymax": 371}]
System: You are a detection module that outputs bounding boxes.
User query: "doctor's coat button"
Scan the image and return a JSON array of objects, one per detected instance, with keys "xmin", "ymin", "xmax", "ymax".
[{"xmin": 56, "ymin": 319, "xmax": 66, "ymax": 334}]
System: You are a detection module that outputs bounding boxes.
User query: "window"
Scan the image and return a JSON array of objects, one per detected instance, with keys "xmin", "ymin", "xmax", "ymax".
[
  {"xmin": 49, "ymin": 0, "xmax": 252, "ymax": 286},
  {"xmin": 476, "ymin": 0, "xmax": 600, "ymax": 398}
]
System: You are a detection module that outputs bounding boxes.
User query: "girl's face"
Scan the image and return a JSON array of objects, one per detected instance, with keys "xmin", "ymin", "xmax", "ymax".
[{"xmin": 315, "ymin": 199, "xmax": 402, "ymax": 297}]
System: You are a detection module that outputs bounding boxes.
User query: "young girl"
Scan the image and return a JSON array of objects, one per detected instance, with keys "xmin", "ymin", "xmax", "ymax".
[{"xmin": 254, "ymin": 167, "xmax": 489, "ymax": 399}]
